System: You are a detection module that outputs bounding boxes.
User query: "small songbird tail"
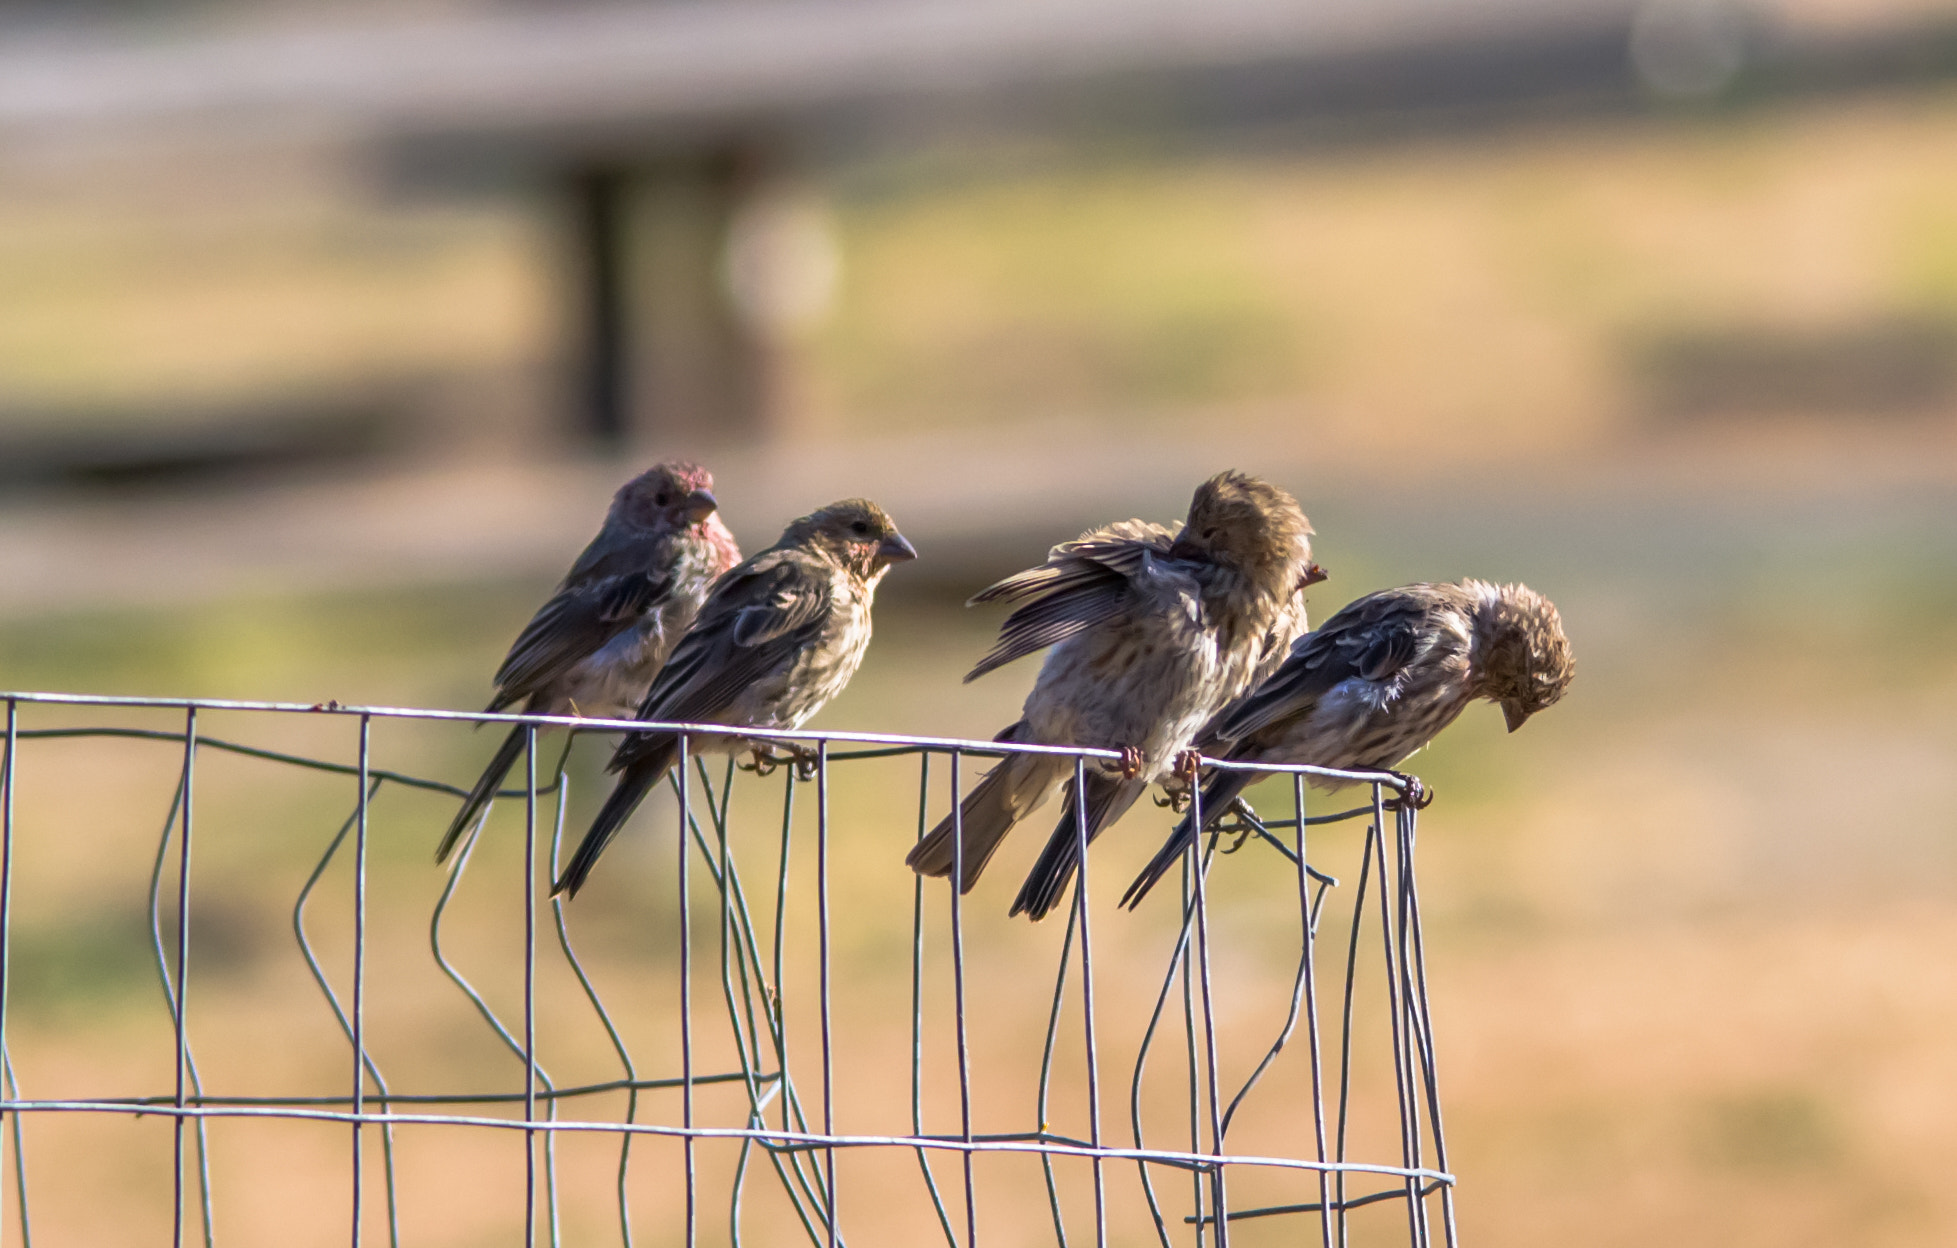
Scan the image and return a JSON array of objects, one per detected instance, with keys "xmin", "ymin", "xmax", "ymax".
[
  {"xmin": 906, "ymin": 738, "xmax": 1065, "ymax": 891},
  {"xmin": 552, "ymin": 739, "xmax": 678, "ymax": 899},
  {"xmin": 436, "ymin": 724, "xmax": 531, "ymax": 864},
  {"xmin": 1009, "ymin": 770, "xmax": 1149, "ymax": 921},
  {"xmin": 1118, "ymin": 770, "xmax": 1255, "ymax": 910}
]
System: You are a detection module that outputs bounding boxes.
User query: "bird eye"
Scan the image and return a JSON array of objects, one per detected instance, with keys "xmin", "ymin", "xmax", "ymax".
[
  {"xmin": 653, "ymin": 492, "xmax": 670, "ymax": 507},
  {"xmin": 849, "ymin": 520, "xmax": 871, "ymax": 536}
]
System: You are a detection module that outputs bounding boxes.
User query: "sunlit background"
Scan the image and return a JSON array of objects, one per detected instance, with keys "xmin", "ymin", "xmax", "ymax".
[{"xmin": 2, "ymin": 0, "xmax": 1956, "ymax": 1244}]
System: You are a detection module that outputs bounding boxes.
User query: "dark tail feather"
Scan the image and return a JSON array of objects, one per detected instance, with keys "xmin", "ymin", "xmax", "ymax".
[
  {"xmin": 905, "ymin": 744, "xmax": 1064, "ymax": 892},
  {"xmin": 1009, "ymin": 771, "xmax": 1147, "ymax": 921},
  {"xmin": 552, "ymin": 739, "xmax": 678, "ymax": 899},
  {"xmin": 1118, "ymin": 770, "xmax": 1254, "ymax": 911},
  {"xmin": 436, "ymin": 724, "xmax": 530, "ymax": 863}
]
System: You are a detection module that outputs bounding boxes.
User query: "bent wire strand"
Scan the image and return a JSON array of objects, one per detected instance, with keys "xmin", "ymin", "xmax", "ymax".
[
  {"xmin": 679, "ymin": 762, "xmax": 834, "ymax": 1245},
  {"xmin": 0, "ymin": 693, "xmax": 1453, "ymax": 1248},
  {"xmin": 147, "ymin": 708, "xmax": 214, "ymax": 1248},
  {"xmin": 428, "ymin": 745, "xmax": 566, "ymax": 1245},
  {"xmin": 293, "ymin": 774, "xmax": 402, "ymax": 1248}
]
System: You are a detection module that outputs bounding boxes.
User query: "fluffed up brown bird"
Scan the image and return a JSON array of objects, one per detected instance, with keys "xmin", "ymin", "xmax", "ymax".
[
  {"xmin": 553, "ymin": 498, "xmax": 916, "ymax": 899},
  {"xmin": 436, "ymin": 462, "xmax": 742, "ymax": 863},
  {"xmin": 1120, "ymin": 579, "xmax": 1574, "ymax": 910},
  {"xmin": 906, "ymin": 471, "xmax": 1321, "ymax": 920}
]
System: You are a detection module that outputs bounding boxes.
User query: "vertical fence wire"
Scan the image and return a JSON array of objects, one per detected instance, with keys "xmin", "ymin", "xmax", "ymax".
[
  {"xmin": 1368, "ymin": 785, "xmax": 1425, "ymax": 1248},
  {"xmin": 1188, "ymin": 777, "xmax": 1229, "ymax": 1247},
  {"xmin": 700, "ymin": 758, "xmax": 757, "ymax": 1247},
  {"xmin": 1036, "ymin": 903, "xmax": 1077, "ymax": 1248},
  {"xmin": 293, "ymin": 777, "xmax": 399, "ymax": 1248},
  {"xmin": 815, "ymin": 740, "xmax": 837, "ymax": 1248},
  {"xmin": 1299, "ymin": 776, "xmax": 1336, "ymax": 1248},
  {"xmin": 159, "ymin": 706, "xmax": 215, "ymax": 1248},
  {"xmin": 522, "ymin": 725, "xmax": 542, "ymax": 1248},
  {"xmin": 1396, "ymin": 803, "xmax": 1458, "ymax": 1248},
  {"xmin": 909, "ymin": 753, "xmax": 961, "ymax": 1247},
  {"xmin": 1182, "ymin": 851, "xmax": 1204, "ymax": 1248},
  {"xmin": 351, "ymin": 716, "xmax": 370, "ymax": 1248},
  {"xmin": 676, "ymin": 734, "xmax": 696, "ymax": 1248},
  {"xmin": 1070, "ymin": 758, "xmax": 1108, "ymax": 1248},
  {"xmin": 546, "ymin": 755, "xmax": 648, "ymax": 1248},
  {"xmin": 1334, "ymin": 821, "xmax": 1375, "ymax": 1245},
  {"xmin": 948, "ymin": 749, "xmax": 977, "ymax": 1248},
  {"xmin": 0, "ymin": 700, "xmax": 23, "ymax": 1248}
]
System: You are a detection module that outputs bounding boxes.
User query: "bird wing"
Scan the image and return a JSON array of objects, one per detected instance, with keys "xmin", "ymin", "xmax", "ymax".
[
  {"xmin": 627, "ymin": 549, "xmax": 833, "ymax": 730},
  {"xmin": 964, "ymin": 520, "xmax": 1180, "ymax": 682},
  {"xmin": 559, "ymin": 521, "xmax": 680, "ymax": 585},
  {"xmin": 1213, "ymin": 587, "xmax": 1439, "ymax": 743},
  {"xmin": 488, "ymin": 567, "xmax": 679, "ymax": 709}
]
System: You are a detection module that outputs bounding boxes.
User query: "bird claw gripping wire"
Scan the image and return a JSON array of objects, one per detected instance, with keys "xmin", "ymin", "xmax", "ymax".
[
  {"xmin": 1153, "ymin": 778, "xmax": 1191, "ymax": 812},
  {"xmin": 1153, "ymin": 786, "xmax": 1190, "ymax": 812},
  {"xmin": 1153, "ymin": 749, "xmax": 1206, "ymax": 810},
  {"xmin": 1218, "ymin": 798, "xmax": 1263, "ymax": 854},
  {"xmin": 739, "ymin": 743, "xmax": 821, "ymax": 781},
  {"xmin": 1115, "ymin": 745, "xmax": 1146, "ymax": 781},
  {"xmin": 1384, "ymin": 771, "xmax": 1433, "ymax": 811},
  {"xmin": 1174, "ymin": 747, "xmax": 1203, "ymax": 785}
]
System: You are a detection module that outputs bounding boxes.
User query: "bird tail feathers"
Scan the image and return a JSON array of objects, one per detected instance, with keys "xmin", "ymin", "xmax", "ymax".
[
  {"xmin": 553, "ymin": 738, "xmax": 678, "ymax": 899},
  {"xmin": 436, "ymin": 724, "xmax": 531, "ymax": 864},
  {"xmin": 1118, "ymin": 770, "xmax": 1255, "ymax": 910},
  {"xmin": 1009, "ymin": 770, "xmax": 1148, "ymax": 921},
  {"xmin": 906, "ymin": 742, "xmax": 1065, "ymax": 891}
]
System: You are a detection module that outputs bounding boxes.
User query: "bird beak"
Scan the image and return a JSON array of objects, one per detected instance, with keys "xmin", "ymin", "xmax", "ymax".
[
  {"xmin": 683, "ymin": 489, "xmax": 719, "ymax": 523},
  {"xmin": 878, "ymin": 532, "xmax": 918, "ymax": 564},
  {"xmin": 1502, "ymin": 701, "xmax": 1531, "ymax": 733},
  {"xmin": 1301, "ymin": 562, "xmax": 1329, "ymax": 588}
]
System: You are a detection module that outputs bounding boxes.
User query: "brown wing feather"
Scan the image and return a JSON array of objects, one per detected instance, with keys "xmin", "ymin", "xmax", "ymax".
[
  {"xmin": 965, "ymin": 520, "xmax": 1178, "ymax": 682},
  {"xmin": 488, "ymin": 569, "xmax": 677, "ymax": 710},
  {"xmin": 611, "ymin": 551, "xmax": 831, "ymax": 768},
  {"xmin": 1214, "ymin": 585, "xmax": 1455, "ymax": 743}
]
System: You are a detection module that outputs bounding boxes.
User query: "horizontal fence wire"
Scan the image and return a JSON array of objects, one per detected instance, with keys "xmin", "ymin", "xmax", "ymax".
[{"xmin": 0, "ymin": 691, "xmax": 1456, "ymax": 1247}]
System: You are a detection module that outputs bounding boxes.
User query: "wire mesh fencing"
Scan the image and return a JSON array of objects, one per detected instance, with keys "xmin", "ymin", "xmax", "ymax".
[{"xmin": 0, "ymin": 691, "xmax": 1457, "ymax": 1247}]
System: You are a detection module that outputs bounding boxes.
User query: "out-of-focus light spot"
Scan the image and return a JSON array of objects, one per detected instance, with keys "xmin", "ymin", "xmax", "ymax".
[
  {"xmin": 722, "ymin": 187, "xmax": 841, "ymax": 339},
  {"xmin": 1629, "ymin": 0, "xmax": 1751, "ymax": 100}
]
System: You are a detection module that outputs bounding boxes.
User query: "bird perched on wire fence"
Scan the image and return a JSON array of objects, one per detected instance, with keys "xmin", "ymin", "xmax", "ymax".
[
  {"xmin": 906, "ymin": 471, "xmax": 1323, "ymax": 920},
  {"xmin": 554, "ymin": 498, "xmax": 917, "ymax": 899},
  {"xmin": 1154, "ymin": 557, "xmax": 1320, "ymax": 814},
  {"xmin": 436, "ymin": 462, "xmax": 741, "ymax": 863},
  {"xmin": 1120, "ymin": 579, "xmax": 1575, "ymax": 910}
]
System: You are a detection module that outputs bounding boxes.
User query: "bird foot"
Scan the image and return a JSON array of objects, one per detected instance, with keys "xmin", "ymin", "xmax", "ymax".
[
  {"xmin": 1173, "ymin": 748, "xmax": 1204, "ymax": 785},
  {"xmin": 740, "ymin": 744, "xmax": 818, "ymax": 779},
  {"xmin": 1218, "ymin": 798, "xmax": 1262, "ymax": 853},
  {"xmin": 738, "ymin": 747, "xmax": 777, "ymax": 776},
  {"xmin": 1153, "ymin": 782, "xmax": 1192, "ymax": 812},
  {"xmin": 1152, "ymin": 750, "xmax": 1204, "ymax": 809},
  {"xmin": 1383, "ymin": 772, "xmax": 1433, "ymax": 811},
  {"xmin": 1115, "ymin": 745, "xmax": 1146, "ymax": 781}
]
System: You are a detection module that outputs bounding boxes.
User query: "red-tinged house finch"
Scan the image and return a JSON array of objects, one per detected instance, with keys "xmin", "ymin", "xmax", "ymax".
[
  {"xmin": 1120, "ymin": 579, "xmax": 1574, "ymax": 909},
  {"xmin": 554, "ymin": 499, "xmax": 916, "ymax": 899},
  {"xmin": 906, "ymin": 472, "xmax": 1320, "ymax": 920},
  {"xmin": 435, "ymin": 462, "xmax": 742, "ymax": 863}
]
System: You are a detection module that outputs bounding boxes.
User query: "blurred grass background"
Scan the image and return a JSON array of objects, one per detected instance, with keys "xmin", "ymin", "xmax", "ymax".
[{"xmin": 2, "ymin": 42, "xmax": 1956, "ymax": 1248}]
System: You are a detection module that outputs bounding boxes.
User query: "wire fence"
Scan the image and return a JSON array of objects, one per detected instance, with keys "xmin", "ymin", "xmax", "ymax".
[{"xmin": 0, "ymin": 691, "xmax": 1457, "ymax": 1247}]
